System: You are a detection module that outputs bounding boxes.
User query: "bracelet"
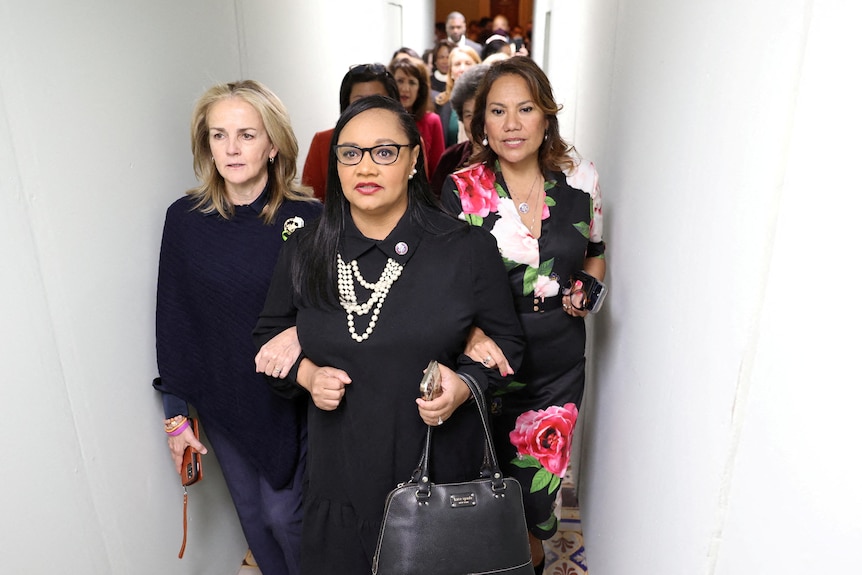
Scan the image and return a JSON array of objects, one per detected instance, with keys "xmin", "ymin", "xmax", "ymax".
[
  {"xmin": 167, "ymin": 420, "xmax": 190, "ymax": 436},
  {"xmin": 164, "ymin": 415, "xmax": 188, "ymax": 434}
]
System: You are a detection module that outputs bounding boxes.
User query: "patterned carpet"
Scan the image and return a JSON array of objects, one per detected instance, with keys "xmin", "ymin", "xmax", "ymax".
[{"xmin": 540, "ymin": 463, "xmax": 589, "ymax": 575}]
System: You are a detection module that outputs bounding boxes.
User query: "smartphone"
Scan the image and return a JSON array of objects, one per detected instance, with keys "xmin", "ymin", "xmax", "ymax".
[
  {"xmin": 419, "ymin": 360, "xmax": 442, "ymax": 401},
  {"xmin": 565, "ymin": 271, "xmax": 608, "ymax": 313},
  {"xmin": 181, "ymin": 418, "xmax": 203, "ymax": 486}
]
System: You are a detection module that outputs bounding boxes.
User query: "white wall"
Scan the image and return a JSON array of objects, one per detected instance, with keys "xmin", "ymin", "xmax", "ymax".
[
  {"xmin": 0, "ymin": 0, "xmax": 432, "ymax": 573},
  {"xmin": 236, "ymin": 0, "xmax": 435, "ymax": 171},
  {"xmin": 535, "ymin": 0, "xmax": 862, "ymax": 573},
  {"xmin": 0, "ymin": 1, "xmax": 247, "ymax": 571}
]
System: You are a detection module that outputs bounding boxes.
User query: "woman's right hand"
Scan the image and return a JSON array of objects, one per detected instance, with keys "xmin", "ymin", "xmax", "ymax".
[
  {"xmin": 166, "ymin": 424, "xmax": 207, "ymax": 475},
  {"xmin": 299, "ymin": 361, "xmax": 352, "ymax": 411},
  {"xmin": 464, "ymin": 326, "xmax": 514, "ymax": 376}
]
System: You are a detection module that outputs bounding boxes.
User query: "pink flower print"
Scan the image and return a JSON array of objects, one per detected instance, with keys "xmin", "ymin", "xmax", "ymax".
[
  {"xmin": 510, "ymin": 403, "xmax": 578, "ymax": 477},
  {"xmin": 453, "ymin": 164, "xmax": 500, "ymax": 217},
  {"xmin": 564, "ymin": 160, "xmax": 603, "ymax": 243},
  {"xmin": 533, "ymin": 274, "xmax": 561, "ymax": 299},
  {"xmin": 490, "ymin": 198, "xmax": 539, "ymax": 268}
]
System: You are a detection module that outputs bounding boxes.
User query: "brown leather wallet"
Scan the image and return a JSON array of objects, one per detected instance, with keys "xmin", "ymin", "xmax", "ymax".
[
  {"xmin": 181, "ymin": 418, "xmax": 203, "ymax": 486},
  {"xmin": 179, "ymin": 417, "xmax": 202, "ymax": 558}
]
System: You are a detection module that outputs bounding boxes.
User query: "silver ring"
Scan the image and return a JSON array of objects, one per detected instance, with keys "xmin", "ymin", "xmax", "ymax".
[
  {"xmin": 563, "ymin": 304, "xmax": 570, "ymax": 310},
  {"xmin": 482, "ymin": 356, "xmax": 492, "ymax": 366},
  {"xmin": 437, "ymin": 416, "xmax": 443, "ymax": 426},
  {"xmin": 272, "ymin": 368, "xmax": 281, "ymax": 375}
]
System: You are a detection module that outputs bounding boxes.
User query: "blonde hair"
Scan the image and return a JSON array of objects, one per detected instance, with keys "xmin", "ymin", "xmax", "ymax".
[
  {"xmin": 435, "ymin": 46, "xmax": 481, "ymax": 106},
  {"xmin": 188, "ymin": 80, "xmax": 314, "ymax": 224}
]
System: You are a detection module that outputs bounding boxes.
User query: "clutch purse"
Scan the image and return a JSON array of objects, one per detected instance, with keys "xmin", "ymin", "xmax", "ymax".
[{"xmin": 372, "ymin": 373, "xmax": 533, "ymax": 575}]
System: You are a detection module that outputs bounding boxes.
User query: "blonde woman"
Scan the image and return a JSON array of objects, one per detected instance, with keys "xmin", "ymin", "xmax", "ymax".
[
  {"xmin": 155, "ymin": 80, "xmax": 320, "ymax": 574},
  {"xmin": 434, "ymin": 46, "xmax": 481, "ymax": 147}
]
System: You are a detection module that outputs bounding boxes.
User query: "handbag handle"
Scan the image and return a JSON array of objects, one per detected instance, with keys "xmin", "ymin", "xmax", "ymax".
[{"xmin": 412, "ymin": 372, "xmax": 506, "ymax": 498}]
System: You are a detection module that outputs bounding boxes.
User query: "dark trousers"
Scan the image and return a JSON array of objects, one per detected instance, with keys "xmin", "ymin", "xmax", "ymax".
[{"xmin": 205, "ymin": 422, "xmax": 306, "ymax": 575}]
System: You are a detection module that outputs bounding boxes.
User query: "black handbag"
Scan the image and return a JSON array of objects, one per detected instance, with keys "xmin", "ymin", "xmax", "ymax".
[{"xmin": 372, "ymin": 373, "xmax": 533, "ymax": 575}]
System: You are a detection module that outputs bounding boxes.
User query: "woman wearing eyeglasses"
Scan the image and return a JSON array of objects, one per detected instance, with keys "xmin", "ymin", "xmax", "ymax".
[
  {"xmin": 301, "ymin": 63, "xmax": 399, "ymax": 201},
  {"xmin": 254, "ymin": 95, "xmax": 524, "ymax": 574}
]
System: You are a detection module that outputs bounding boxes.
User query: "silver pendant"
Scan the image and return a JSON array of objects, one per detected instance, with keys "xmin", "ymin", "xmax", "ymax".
[{"xmin": 518, "ymin": 202, "xmax": 530, "ymax": 214}]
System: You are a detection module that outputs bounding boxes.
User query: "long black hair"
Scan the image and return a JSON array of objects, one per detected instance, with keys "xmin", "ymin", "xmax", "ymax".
[
  {"xmin": 338, "ymin": 63, "xmax": 399, "ymax": 113},
  {"xmin": 292, "ymin": 95, "xmax": 446, "ymax": 307}
]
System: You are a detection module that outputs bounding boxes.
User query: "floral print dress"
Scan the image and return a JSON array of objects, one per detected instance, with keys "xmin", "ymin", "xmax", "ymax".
[{"xmin": 441, "ymin": 159, "xmax": 605, "ymax": 539}]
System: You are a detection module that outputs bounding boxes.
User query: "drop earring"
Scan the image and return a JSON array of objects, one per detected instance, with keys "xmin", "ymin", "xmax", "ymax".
[
  {"xmin": 544, "ymin": 131, "xmax": 549, "ymax": 141},
  {"xmin": 408, "ymin": 168, "xmax": 417, "ymax": 180},
  {"xmin": 482, "ymin": 135, "xmax": 488, "ymax": 146}
]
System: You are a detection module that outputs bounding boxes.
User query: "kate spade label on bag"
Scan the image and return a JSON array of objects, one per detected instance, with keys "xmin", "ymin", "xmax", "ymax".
[{"xmin": 449, "ymin": 492, "xmax": 477, "ymax": 508}]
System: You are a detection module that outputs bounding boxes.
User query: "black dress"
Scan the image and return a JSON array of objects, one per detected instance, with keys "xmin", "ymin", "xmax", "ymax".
[
  {"xmin": 254, "ymin": 208, "xmax": 524, "ymax": 574},
  {"xmin": 441, "ymin": 160, "xmax": 606, "ymax": 540}
]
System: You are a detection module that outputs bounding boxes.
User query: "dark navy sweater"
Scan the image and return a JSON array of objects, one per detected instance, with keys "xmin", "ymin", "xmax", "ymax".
[{"xmin": 154, "ymin": 190, "xmax": 321, "ymax": 488}]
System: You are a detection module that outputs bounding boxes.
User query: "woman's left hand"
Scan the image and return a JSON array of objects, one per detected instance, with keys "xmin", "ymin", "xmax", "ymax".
[
  {"xmin": 415, "ymin": 363, "xmax": 471, "ymax": 426},
  {"xmin": 562, "ymin": 292, "xmax": 589, "ymax": 318},
  {"xmin": 255, "ymin": 327, "xmax": 300, "ymax": 378}
]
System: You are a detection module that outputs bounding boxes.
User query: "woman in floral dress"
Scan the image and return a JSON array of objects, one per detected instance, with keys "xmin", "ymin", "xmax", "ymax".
[{"xmin": 440, "ymin": 57, "xmax": 606, "ymax": 574}]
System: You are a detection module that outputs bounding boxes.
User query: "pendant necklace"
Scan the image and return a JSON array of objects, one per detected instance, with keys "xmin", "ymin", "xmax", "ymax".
[
  {"xmin": 526, "ymin": 182, "xmax": 544, "ymax": 237},
  {"xmin": 514, "ymin": 172, "xmax": 540, "ymax": 214},
  {"xmin": 336, "ymin": 254, "xmax": 404, "ymax": 342}
]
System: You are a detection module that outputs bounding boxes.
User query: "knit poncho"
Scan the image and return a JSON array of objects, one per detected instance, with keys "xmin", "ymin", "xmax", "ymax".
[{"xmin": 155, "ymin": 192, "xmax": 321, "ymax": 488}]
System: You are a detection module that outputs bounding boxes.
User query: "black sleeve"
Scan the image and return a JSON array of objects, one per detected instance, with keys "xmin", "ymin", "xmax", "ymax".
[
  {"xmin": 457, "ymin": 227, "xmax": 524, "ymax": 392},
  {"xmin": 253, "ymin": 237, "xmax": 307, "ymax": 399},
  {"xmin": 253, "ymin": 236, "xmax": 300, "ymax": 347}
]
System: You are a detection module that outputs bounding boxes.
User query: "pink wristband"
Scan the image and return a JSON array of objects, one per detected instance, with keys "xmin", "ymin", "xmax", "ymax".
[{"xmin": 167, "ymin": 420, "xmax": 190, "ymax": 436}]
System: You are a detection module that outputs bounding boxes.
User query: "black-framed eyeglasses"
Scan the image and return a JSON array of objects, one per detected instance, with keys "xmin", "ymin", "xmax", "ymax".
[{"xmin": 334, "ymin": 144, "xmax": 411, "ymax": 166}]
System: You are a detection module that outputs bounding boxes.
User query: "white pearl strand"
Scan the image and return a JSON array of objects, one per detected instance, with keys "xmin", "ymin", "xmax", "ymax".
[{"xmin": 336, "ymin": 254, "xmax": 404, "ymax": 342}]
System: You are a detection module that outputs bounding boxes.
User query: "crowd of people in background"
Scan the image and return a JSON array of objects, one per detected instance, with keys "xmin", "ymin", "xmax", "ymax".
[
  {"xmin": 301, "ymin": 11, "xmax": 532, "ymax": 204},
  {"xmin": 155, "ymin": 9, "xmax": 606, "ymax": 575}
]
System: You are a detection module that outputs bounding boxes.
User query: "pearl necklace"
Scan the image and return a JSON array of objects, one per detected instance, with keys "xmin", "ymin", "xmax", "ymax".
[{"xmin": 336, "ymin": 254, "xmax": 404, "ymax": 342}]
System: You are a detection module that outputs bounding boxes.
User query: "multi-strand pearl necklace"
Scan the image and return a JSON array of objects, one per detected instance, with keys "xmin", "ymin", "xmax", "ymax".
[{"xmin": 336, "ymin": 254, "xmax": 404, "ymax": 342}]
